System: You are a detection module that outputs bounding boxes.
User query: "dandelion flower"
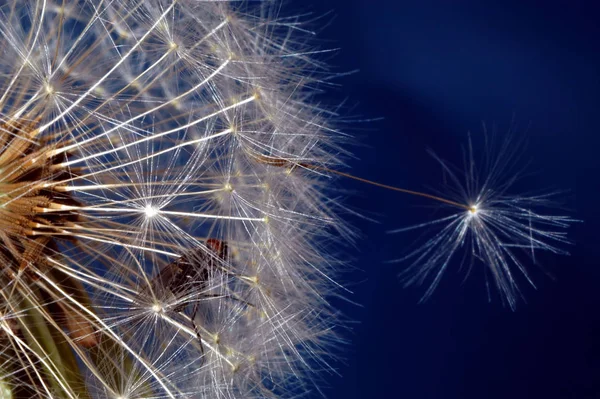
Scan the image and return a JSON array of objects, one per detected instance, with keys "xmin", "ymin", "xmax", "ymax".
[{"xmin": 0, "ymin": 1, "xmax": 351, "ymax": 398}]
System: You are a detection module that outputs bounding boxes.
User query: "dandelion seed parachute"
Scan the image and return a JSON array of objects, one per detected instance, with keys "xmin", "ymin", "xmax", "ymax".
[
  {"xmin": 390, "ymin": 129, "xmax": 577, "ymax": 309},
  {"xmin": 0, "ymin": 1, "xmax": 352, "ymax": 398}
]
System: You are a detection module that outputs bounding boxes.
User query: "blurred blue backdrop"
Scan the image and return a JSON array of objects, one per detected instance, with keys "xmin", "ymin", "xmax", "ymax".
[{"xmin": 300, "ymin": 1, "xmax": 600, "ymax": 398}]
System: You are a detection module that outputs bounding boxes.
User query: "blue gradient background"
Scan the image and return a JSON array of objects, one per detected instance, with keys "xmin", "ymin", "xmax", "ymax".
[{"xmin": 302, "ymin": 1, "xmax": 599, "ymax": 398}]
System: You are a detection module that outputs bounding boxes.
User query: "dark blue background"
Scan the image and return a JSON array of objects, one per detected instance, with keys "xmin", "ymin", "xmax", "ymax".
[{"xmin": 300, "ymin": 1, "xmax": 600, "ymax": 398}]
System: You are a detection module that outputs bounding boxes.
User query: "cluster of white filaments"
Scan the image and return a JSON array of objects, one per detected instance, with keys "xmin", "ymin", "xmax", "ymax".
[
  {"xmin": 392, "ymin": 134, "xmax": 576, "ymax": 309},
  {"xmin": 0, "ymin": 1, "xmax": 349, "ymax": 398}
]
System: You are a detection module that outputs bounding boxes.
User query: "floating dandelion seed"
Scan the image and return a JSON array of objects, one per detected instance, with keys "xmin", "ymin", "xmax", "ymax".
[{"xmin": 390, "ymin": 129, "xmax": 578, "ymax": 309}]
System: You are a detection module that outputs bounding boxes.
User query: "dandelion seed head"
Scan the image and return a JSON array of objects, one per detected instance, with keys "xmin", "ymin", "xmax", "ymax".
[{"xmin": 0, "ymin": 1, "xmax": 352, "ymax": 397}]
